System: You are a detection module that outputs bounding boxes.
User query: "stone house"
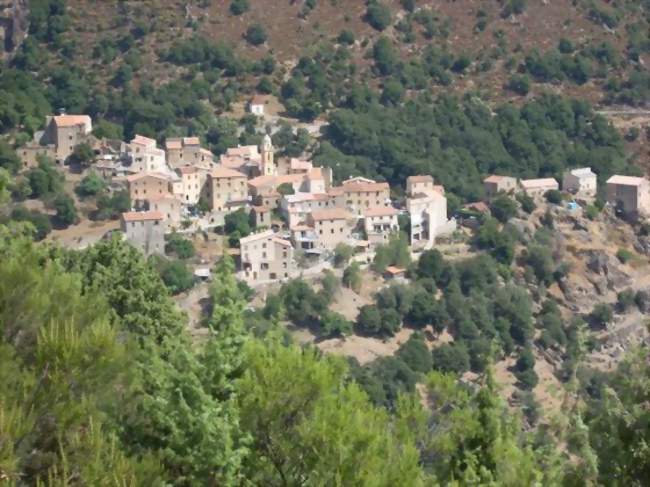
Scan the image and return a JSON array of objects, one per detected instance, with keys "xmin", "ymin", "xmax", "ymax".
[
  {"xmin": 520, "ymin": 178, "xmax": 559, "ymax": 198},
  {"xmin": 362, "ymin": 206, "xmax": 400, "ymax": 246},
  {"xmin": 121, "ymin": 210, "xmax": 165, "ymax": 256},
  {"xmin": 240, "ymin": 230, "xmax": 294, "ymax": 282},
  {"xmin": 251, "ymin": 205, "xmax": 272, "ymax": 228},
  {"xmin": 338, "ymin": 177, "xmax": 391, "ymax": 216},
  {"xmin": 165, "ymin": 136, "xmax": 214, "ymax": 169},
  {"xmin": 406, "ymin": 175, "xmax": 435, "ymax": 197},
  {"xmin": 280, "ymin": 192, "xmax": 334, "ymax": 227},
  {"xmin": 248, "ymin": 95, "xmax": 266, "ymax": 116},
  {"xmin": 127, "ymin": 135, "xmax": 167, "ymax": 173},
  {"xmin": 126, "ymin": 172, "xmax": 172, "ymax": 202},
  {"xmin": 205, "ymin": 166, "xmax": 249, "ymax": 213},
  {"xmin": 483, "ymin": 175, "xmax": 518, "ymax": 199},
  {"xmin": 307, "ymin": 208, "xmax": 354, "ymax": 250},
  {"xmin": 145, "ymin": 195, "xmax": 183, "ymax": 232},
  {"xmin": 407, "ymin": 191, "xmax": 450, "ymax": 249},
  {"xmin": 174, "ymin": 165, "xmax": 206, "ymax": 205},
  {"xmin": 43, "ymin": 114, "xmax": 92, "ymax": 163},
  {"xmin": 563, "ymin": 167, "xmax": 597, "ymax": 198},
  {"xmin": 18, "ymin": 144, "xmax": 56, "ymax": 170},
  {"xmin": 606, "ymin": 175, "xmax": 650, "ymax": 219}
]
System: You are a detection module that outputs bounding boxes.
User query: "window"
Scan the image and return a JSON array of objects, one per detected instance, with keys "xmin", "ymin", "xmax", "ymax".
[{"xmin": 330, "ymin": 229, "xmax": 334, "ymax": 234}]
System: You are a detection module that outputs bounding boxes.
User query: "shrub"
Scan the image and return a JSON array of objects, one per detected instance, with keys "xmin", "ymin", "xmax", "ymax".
[
  {"xmin": 230, "ymin": 0, "xmax": 249, "ymax": 15},
  {"xmin": 545, "ymin": 189, "xmax": 563, "ymax": 204},
  {"xmin": 96, "ymin": 190, "xmax": 130, "ymax": 220},
  {"xmin": 342, "ymin": 262, "xmax": 362, "ymax": 292},
  {"xmin": 75, "ymin": 172, "xmax": 106, "ymax": 198},
  {"xmin": 320, "ymin": 310, "xmax": 353, "ymax": 337},
  {"xmin": 245, "ymin": 24, "xmax": 267, "ymax": 45},
  {"xmin": 334, "ymin": 243, "xmax": 354, "ymax": 267},
  {"xmin": 53, "ymin": 194, "xmax": 77, "ymax": 227},
  {"xmin": 585, "ymin": 204, "xmax": 599, "ymax": 220},
  {"xmin": 490, "ymin": 194, "xmax": 517, "ymax": 223},
  {"xmin": 337, "ymin": 29, "xmax": 355, "ymax": 45},
  {"xmin": 616, "ymin": 288, "xmax": 636, "ymax": 312},
  {"xmin": 396, "ymin": 334, "xmax": 432, "ymax": 374},
  {"xmin": 366, "ymin": 2, "xmax": 392, "ymax": 31},
  {"xmin": 9, "ymin": 206, "xmax": 52, "ymax": 240},
  {"xmin": 589, "ymin": 303, "xmax": 613, "ymax": 329},
  {"xmin": 516, "ymin": 192, "xmax": 536, "ymax": 213},
  {"xmin": 431, "ymin": 342, "xmax": 470, "ymax": 374},
  {"xmin": 165, "ymin": 233, "xmax": 196, "ymax": 259},
  {"xmin": 158, "ymin": 259, "xmax": 194, "ymax": 294},
  {"xmin": 507, "ymin": 74, "xmax": 530, "ymax": 95},
  {"xmin": 616, "ymin": 248, "xmax": 634, "ymax": 264}
]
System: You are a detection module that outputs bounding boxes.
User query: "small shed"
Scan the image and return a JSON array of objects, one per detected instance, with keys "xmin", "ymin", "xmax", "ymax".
[{"xmin": 384, "ymin": 266, "xmax": 406, "ymax": 280}]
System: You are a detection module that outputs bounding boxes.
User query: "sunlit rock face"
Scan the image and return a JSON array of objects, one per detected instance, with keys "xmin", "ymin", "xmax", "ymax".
[{"xmin": 0, "ymin": 0, "xmax": 29, "ymax": 59}]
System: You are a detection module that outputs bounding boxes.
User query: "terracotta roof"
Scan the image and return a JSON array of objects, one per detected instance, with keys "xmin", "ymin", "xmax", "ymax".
[
  {"xmin": 342, "ymin": 176, "xmax": 376, "ymax": 185},
  {"xmin": 311, "ymin": 208, "xmax": 352, "ymax": 221},
  {"xmin": 199, "ymin": 148, "xmax": 213, "ymax": 157},
  {"xmin": 183, "ymin": 136, "xmax": 200, "ymax": 146},
  {"xmin": 226, "ymin": 145, "xmax": 259, "ymax": 158},
  {"xmin": 291, "ymin": 224, "xmax": 312, "ymax": 231},
  {"xmin": 328, "ymin": 186, "xmax": 345, "ymax": 196},
  {"xmin": 484, "ymin": 174, "xmax": 509, "ymax": 183},
  {"xmin": 145, "ymin": 194, "xmax": 180, "ymax": 203},
  {"xmin": 284, "ymin": 192, "xmax": 330, "ymax": 203},
  {"xmin": 53, "ymin": 115, "xmax": 91, "ymax": 127},
  {"xmin": 252, "ymin": 205, "xmax": 271, "ymax": 212},
  {"xmin": 177, "ymin": 165, "xmax": 199, "ymax": 175},
  {"xmin": 220, "ymin": 155, "xmax": 248, "ymax": 169},
  {"xmin": 432, "ymin": 185, "xmax": 445, "ymax": 195},
  {"xmin": 250, "ymin": 94, "xmax": 267, "ymax": 105},
  {"xmin": 342, "ymin": 181, "xmax": 390, "ymax": 193},
  {"xmin": 290, "ymin": 158, "xmax": 313, "ymax": 171},
  {"xmin": 520, "ymin": 178, "xmax": 559, "ymax": 189},
  {"xmin": 407, "ymin": 175, "xmax": 433, "ymax": 184},
  {"xmin": 307, "ymin": 167, "xmax": 325, "ymax": 180},
  {"xmin": 363, "ymin": 206, "xmax": 398, "ymax": 217},
  {"xmin": 239, "ymin": 230, "xmax": 275, "ymax": 245},
  {"xmin": 385, "ymin": 266, "xmax": 406, "ymax": 275},
  {"xmin": 130, "ymin": 135, "xmax": 157, "ymax": 147},
  {"xmin": 248, "ymin": 173, "xmax": 303, "ymax": 188},
  {"xmin": 210, "ymin": 167, "xmax": 247, "ymax": 179},
  {"xmin": 607, "ymin": 175, "xmax": 645, "ymax": 186},
  {"xmin": 126, "ymin": 172, "xmax": 170, "ymax": 183},
  {"xmin": 463, "ymin": 201, "xmax": 490, "ymax": 213},
  {"xmin": 165, "ymin": 138, "xmax": 182, "ymax": 150},
  {"xmin": 121, "ymin": 210, "xmax": 164, "ymax": 222},
  {"xmin": 272, "ymin": 237, "xmax": 292, "ymax": 247}
]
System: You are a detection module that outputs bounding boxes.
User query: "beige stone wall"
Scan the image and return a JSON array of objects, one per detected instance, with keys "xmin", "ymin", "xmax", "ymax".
[
  {"xmin": 313, "ymin": 218, "xmax": 351, "ymax": 249},
  {"xmin": 129, "ymin": 176, "xmax": 171, "ymax": 201},
  {"xmin": 122, "ymin": 219, "xmax": 165, "ymax": 255},
  {"xmin": 208, "ymin": 176, "xmax": 248, "ymax": 211}
]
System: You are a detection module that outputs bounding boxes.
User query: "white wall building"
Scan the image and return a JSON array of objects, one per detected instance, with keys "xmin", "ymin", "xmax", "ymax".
[{"xmin": 563, "ymin": 168, "xmax": 597, "ymax": 198}]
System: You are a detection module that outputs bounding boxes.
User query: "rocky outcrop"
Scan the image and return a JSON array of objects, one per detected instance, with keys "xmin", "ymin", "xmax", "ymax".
[{"xmin": 0, "ymin": 0, "xmax": 29, "ymax": 59}]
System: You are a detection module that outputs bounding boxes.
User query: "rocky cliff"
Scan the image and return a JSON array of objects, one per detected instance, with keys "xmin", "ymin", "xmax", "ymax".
[{"xmin": 0, "ymin": 0, "xmax": 28, "ymax": 59}]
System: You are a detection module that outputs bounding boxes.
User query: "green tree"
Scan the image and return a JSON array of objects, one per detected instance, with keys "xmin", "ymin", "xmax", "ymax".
[
  {"xmin": 9, "ymin": 206, "xmax": 52, "ymax": 240},
  {"xmin": 432, "ymin": 342, "xmax": 470, "ymax": 374},
  {"xmin": 490, "ymin": 194, "xmax": 518, "ymax": 223},
  {"xmin": 157, "ymin": 258, "xmax": 195, "ymax": 294},
  {"xmin": 53, "ymin": 193, "xmax": 78, "ymax": 227},
  {"xmin": 0, "ymin": 141, "xmax": 21, "ymax": 173},
  {"xmin": 366, "ymin": 1, "xmax": 392, "ymax": 31},
  {"xmin": 69, "ymin": 142, "xmax": 95, "ymax": 166},
  {"xmin": 245, "ymin": 24, "xmax": 267, "ymax": 45},
  {"xmin": 397, "ymin": 333, "xmax": 432, "ymax": 374},
  {"xmin": 165, "ymin": 232, "xmax": 195, "ymax": 259},
  {"xmin": 230, "ymin": 0, "xmax": 249, "ymax": 15},
  {"xmin": 225, "ymin": 208, "xmax": 252, "ymax": 246},
  {"xmin": 334, "ymin": 243, "xmax": 354, "ymax": 267},
  {"xmin": 237, "ymin": 339, "xmax": 424, "ymax": 484},
  {"xmin": 342, "ymin": 262, "xmax": 362, "ymax": 292},
  {"xmin": 75, "ymin": 171, "xmax": 107, "ymax": 197}
]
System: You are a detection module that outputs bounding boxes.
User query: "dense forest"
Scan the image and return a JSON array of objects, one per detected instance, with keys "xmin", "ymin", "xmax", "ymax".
[
  {"xmin": 1, "ymin": 1, "xmax": 650, "ymax": 484},
  {"xmin": 1, "ymin": 223, "xmax": 649, "ymax": 484}
]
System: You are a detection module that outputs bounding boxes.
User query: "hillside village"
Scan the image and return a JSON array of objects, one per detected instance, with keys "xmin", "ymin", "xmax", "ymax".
[{"xmin": 14, "ymin": 109, "xmax": 650, "ymax": 289}]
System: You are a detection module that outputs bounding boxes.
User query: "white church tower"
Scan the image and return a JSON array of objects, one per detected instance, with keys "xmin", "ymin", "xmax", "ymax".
[{"xmin": 260, "ymin": 134, "xmax": 276, "ymax": 176}]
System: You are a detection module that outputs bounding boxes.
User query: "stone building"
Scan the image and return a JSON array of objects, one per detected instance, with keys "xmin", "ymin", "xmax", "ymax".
[
  {"xmin": 165, "ymin": 136, "xmax": 213, "ymax": 169},
  {"xmin": 121, "ymin": 210, "xmax": 165, "ymax": 256},
  {"xmin": 205, "ymin": 167, "xmax": 249, "ymax": 213},
  {"xmin": 240, "ymin": 230, "xmax": 294, "ymax": 282},
  {"xmin": 126, "ymin": 172, "xmax": 172, "ymax": 202},
  {"xmin": 363, "ymin": 206, "xmax": 399, "ymax": 246},
  {"xmin": 606, "ymin": 175, "xmax": 650, "ymax": 219},
  {"xmin": 563, "ymin": 167, "xmax": 597, "ymax": 198},
  {"xmin": 483, "ymin": 175, "xmax": 518, "ymax": 199},
  {"xmin": 520, "ymin": 178, "xmax": 559, "ymax": 198},
  {"xmin": 307, "ymin": 208, "xmax": 354, "ymax": 250}
]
